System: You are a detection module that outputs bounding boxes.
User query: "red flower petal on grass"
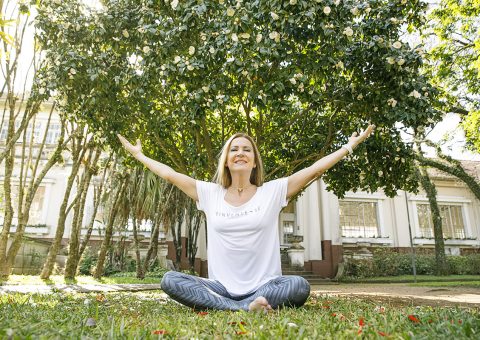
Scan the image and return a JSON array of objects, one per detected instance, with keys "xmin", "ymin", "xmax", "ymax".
[
  {"xmin": 357, "ymin": 328, "xmax": 363, "ymax": 335},
  {"xmin": 152, "ymin": 330, "xmax": 168, "ymax": 335},
  {"xmin": 378, "ymin": 331, "xmax": 389, "ymax": 337},
  {"xmin": 197, "ymin": 312, "xmax": 209, "ymax": 316},
  {"xmin": 331, "ymin": 313, "xmax": 337, "ymax": 317},
  {"xmin": 408, "ymin": 315, "xmax": 421, "ymax": 323},
  {"xmin": 359, "ymin": 318, "xmax": 365, "ymax": 327}
]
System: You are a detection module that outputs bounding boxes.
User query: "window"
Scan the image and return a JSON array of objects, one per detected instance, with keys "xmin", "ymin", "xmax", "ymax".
[
  {"xmin": 282, "ymin": 221, "xmax": 294, "ymax": 244},
  {"xmin": 416, "ymin": 203, "xmax": 466, "ymax": 239},
  {"xmin": 46, "ymin": 122, "xmax": 61, "ymax": 144},
  {"xmin": 339, "ymin": 200, "xmax": 379, "ymax": 238},
  {"xmin": 0, "ymin": 185, "xmax": 45, "ymax": 225}
]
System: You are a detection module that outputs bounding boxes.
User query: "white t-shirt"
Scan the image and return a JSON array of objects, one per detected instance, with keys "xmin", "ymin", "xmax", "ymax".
[{"xmin": 196, "ymin": 178, "xmax": 289, "ymax": 296}]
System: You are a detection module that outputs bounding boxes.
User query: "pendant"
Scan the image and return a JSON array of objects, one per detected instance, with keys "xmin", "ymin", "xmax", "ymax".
[{"xmin": 237, "ymin": 187, "xmax": 244, "ymax": 193}]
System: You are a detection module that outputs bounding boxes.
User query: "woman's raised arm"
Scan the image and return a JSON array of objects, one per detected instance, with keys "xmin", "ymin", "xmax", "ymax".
[
  {"xmin": 117, "ymin": 134, "xmax": 198, "ymax": 201},
  {"xmin": 286, "ymin": 125, "xmax": 375, "ymax": 199}
]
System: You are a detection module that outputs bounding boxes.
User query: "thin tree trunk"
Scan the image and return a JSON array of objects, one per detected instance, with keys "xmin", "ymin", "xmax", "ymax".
[
  {"xmin": 132, "ymin": 217, "xmax": 144, "ymax": 279},
  {"xmin": 94, "ymin": 176, "xmax": 128, "ymax": 279},
  {"xmin": 417, "ymin": 167, "xmax": 449, "ymax": 275},
  {"xmin": 142, "ymin": 220, "xmax": 160, "ymax": 274},
  {"xmin": 40, "ymin": 130, "xmax": 88, "ymax": 279},
  {"xmin": 64, "ymin": 147, "xmax": 101, "ymax": 279}
]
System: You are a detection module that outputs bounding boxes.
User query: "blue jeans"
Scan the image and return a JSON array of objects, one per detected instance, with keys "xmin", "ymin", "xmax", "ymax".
[{"xmin": 160, "ymin": 271, "xmax": 310, "ymax": 311}]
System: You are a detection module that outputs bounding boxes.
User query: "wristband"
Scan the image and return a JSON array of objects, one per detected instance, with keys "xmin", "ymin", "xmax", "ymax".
[{"xmin": 342, "ymin": 144, "xmax": 353, "ymax": 155}]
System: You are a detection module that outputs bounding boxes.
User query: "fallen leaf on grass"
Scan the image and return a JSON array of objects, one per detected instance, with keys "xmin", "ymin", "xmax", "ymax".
[
  {"xmin": 378, "ymin": 331, "xmax": 389, "ymax": 337},
  {"xmin": 152, "ymin": 330, "xmax": 168, "ymax": 335},
  {"xmin": 228, "ymin": 321, "xmax": 246, "ymax": 325},
  {"xmin": 408, "ymin": 315, "xmax": 421, "ymax": 323},
  {"xmin": 197, "ymin": 312, "xmax": 208, "ymax": 316}
]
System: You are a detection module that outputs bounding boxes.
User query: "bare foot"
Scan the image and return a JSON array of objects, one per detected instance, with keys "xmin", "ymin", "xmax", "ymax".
[{"xmin": 248, "ymin": 296, "xmax": 272, "ymax": 312}]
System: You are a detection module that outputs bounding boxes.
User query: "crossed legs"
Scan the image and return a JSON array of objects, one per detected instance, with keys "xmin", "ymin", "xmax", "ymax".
[{"xmin": 160, "ymin": 271, "xmax": 310, "ymax": 311}]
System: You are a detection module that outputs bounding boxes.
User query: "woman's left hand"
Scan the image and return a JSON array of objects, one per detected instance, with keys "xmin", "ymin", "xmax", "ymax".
[{"xmin": 347, "ymin": 124, "xmax": 375, "ymax": 149}]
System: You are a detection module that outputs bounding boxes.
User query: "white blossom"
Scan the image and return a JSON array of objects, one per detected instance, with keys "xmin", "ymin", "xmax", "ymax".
[
  {"xmin": 392, "ymin": 41, "xmax": 402, "ymax": 49},
  {"xmin": 386, "ymin": 57, "xmax": 395, "ymax": 64},
  {"xmin": 387, "ymin": 98, "xmax": 397, "ymax": 107},
  {"xmin": 209, "ymin": 47, "xmax": 215, "ymax": 54},
  {"xmin": 289, "ymin": 78, "xmax": 297, "ymax": 85},
  {"xmin": 408, "ymin": 90, "xmax": 421, "ymax": 98},
  {"xmin": 226, "ymin": 57, "xmax": 235, "ymax": 62},
  {"xmin": 171, "ymin": 0, "xmax": 179, "ymax": 10},
  {"xmin": 397, "ymin": 58, "xmax": 405, "ymax": 66},
  {"xmin": 365, "ymin": 7, "xmax": 371, "ymax": 14},
  {"xmin": 242, "ymin": 70, "xmax": 248, "ymax": 76},
  {"xmin": 188, "ymin": 46, "xmax": 195, "ymax": 55},
  {"xmin": 219, "ymin": 0, "xmax": 225, "ymax": 4},
  {"xmin": 269, "ymin": 31, "xmax": 280, "ymax": 42},
  {"xmin": 227, "ymin": 7, "xmax": 235, "ymax": 16},
  {"xmin": 290, "ymin": 0, "xmax": 297, "ymax": 4},
  {"xmin": 231, "ymin": 33, "xmax": 238, "ymax": 42},
  {"xmin": 351, "ymin": 7, "xmax": 359, "ymax": 15},
  {"xmin": 202, "ymin": 86, "xmax": 210, "ymax": 93},
  {"xmin": 343, "ymin": 27, "xmax": 353, "ymax": 37},
  {"xmin": 334, "ymin": 0, "xmax": 341, "ymax": 5},
  {"xmin": 122, "ymin": 30, "xmax": 129, "ymax": 38},
  {"xmin": 187, "ymin": 65, "xmax": 194, "ymax": 71},
  {"xmin": 69, "ymin": 68, "xmax": 76, "ymax": 75},
  {"xmin": 271, "ymin": 12, "xmax": 279, "ymax": 20},
  {"xmin": 335, "ymin": 61, "xmax": 344, "ymax": 69},
  {"xmin": 357, "ymin": 94, "xmax": 363, "ymax": 100},
  {"xmin": 378, "ymin": 170, "xmax": 383, "ymax": 176},
  {"xmin": 390, "ymin": 17, "xmax": 399, "ymax": 24},
  {"xmin": 256, "ymin": 33, "xmax": 263, "ymax": 43},
  {"xmin": 323, "ymin": 6, "xmax": 331, "ymax": 15},
  {"xmin": 239, "ymin": 33, "xmax": 250, "ymax": 39},
  {"xmin": 143, "ymin": 46, "xmax": 150, "ymax": 53},
  {"xmin": 174, "ymin": 56, "xmax": 181, "ymax": 64}
]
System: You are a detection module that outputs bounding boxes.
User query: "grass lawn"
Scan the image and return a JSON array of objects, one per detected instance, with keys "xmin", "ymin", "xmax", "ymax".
[
  {"xmin": 1, "ymin": 290, "xmax": 478, "ymax": 339},
  {"xmin": 0, "ymin": 274, "xmax": 161, "ymax": 286}
]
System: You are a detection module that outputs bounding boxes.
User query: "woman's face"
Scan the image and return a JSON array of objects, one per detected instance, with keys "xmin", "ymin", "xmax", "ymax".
[{"xmin": 225, "ymin": 137, "xmax": 256, "ymax": 173}]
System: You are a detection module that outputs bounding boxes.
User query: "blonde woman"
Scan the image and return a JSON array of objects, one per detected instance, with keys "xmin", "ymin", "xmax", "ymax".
[{"xmin": 117, "ymin": 125, "xmax": 374, "ymax": 311}]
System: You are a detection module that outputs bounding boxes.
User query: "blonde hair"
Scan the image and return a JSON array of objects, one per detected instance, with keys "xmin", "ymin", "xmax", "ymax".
[{"xmin": 213, "ymin": 133, "xmax": 264, "ymax": 188}]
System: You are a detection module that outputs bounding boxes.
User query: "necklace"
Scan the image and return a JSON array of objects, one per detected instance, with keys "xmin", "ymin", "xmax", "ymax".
[{"xmin": 230, "ymin": 184, "xmax": 254, "ymax": 193}]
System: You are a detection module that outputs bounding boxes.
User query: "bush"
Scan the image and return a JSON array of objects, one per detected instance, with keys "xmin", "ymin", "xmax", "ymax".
[
  {"xmin": 78, "ymin": 249, "xmax": 97, "ymax": 275},
  {"xmin": 343, "ymin": 250, "xmax": 479, "ymax": 278}
]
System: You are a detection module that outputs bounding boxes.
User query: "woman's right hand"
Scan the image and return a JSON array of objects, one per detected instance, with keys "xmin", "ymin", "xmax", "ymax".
[{"xmin": 117, "ymin": 134, "xmax": 143, "ymax": 157}]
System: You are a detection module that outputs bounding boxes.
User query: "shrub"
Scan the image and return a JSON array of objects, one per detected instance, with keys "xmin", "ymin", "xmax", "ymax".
[{"xmin": 343, "ymin": 250, "xmax": 479, "ymax": 278}]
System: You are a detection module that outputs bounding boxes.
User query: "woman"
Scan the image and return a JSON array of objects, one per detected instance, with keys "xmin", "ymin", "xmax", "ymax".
[{"xmin": 117, "ymin": 125, "xmax": 374, "ymax": 311}]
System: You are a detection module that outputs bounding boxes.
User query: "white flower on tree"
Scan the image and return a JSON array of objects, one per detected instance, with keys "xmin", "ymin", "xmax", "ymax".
[
  {"xmin": 269, "ymin": 31, "xmax": 280, "ymax": 42},
  {"xmin": 323, "ymin": 6, "xmax": 331, "ymax": 15},
  {"xmin": 256, "ymin": 33, "xmax": 263, "ymax": 43},
  {"xmin": 343, "ymin": 27, "xmax": 353, "ymax": 37},
  {"xmin": 227, "ymin": 7, "xmax": 235, "ymax": 16},
  {"xmin": 189, "ymin": 46, "xmax": 195, "ymax": 55},
  {"xmin": 271, "ymin": 12, "xmax": 279, "ymax": 20},
  {"xmin": 408, "ymin": 90, "xmax": 421, "ymax": 98},
  {"xmin": 387, "ymin": 98, "xmax": 397, "ymax": 107},
  {"xmin": 392, "ymin": 41, "xmax": 402, "ymax": 49},
  {"xmin": 386, "ymin": 57, "xmax": 395, "ymax": 64},
  {"xmin": 171, "ymin": 0, "xmax": 179, "ymax": 10}
]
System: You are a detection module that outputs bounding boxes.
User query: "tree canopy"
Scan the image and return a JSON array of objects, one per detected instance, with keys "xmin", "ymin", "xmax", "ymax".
[
  {"xmin": 425, "ymin": 0, "xmax": 480, "ymax": 152},
  {"xmin": 35, "ymin": 0, "xmax": 441, "ymax": 197}
]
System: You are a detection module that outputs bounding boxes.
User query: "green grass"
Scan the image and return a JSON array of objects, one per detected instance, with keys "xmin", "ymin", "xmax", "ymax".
[
  {"xmin": 410, "ymin": 281, "xmax": 480, "ymax": 288},
  {"xmin": 0, "ymin": 291, "xmax": 478, "ymax": 339},
  {"xmin": 0, "ymin": 274, "xmax": 160, "ymax": 286}
]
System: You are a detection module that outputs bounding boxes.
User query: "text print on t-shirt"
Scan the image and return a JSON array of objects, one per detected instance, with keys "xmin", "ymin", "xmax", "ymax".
[{"xmin": 215, "ymin": 205, "xmax": 261, "ymax": 219}]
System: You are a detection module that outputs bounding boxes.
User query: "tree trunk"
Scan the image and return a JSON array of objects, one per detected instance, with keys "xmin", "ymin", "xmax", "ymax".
[
  {"xmin": 417, "ymin": 167, "xmax": 449, "ymax": 275},
  {"xmin": 41, "ymin": 130, "xmax": 87, "ymax": 279},
  {"xmin": 132, "ymin": 217, "xmax": 144, "ymax": 279},
  {"xmin": 416, "ymin": 155, "xmax": 480, "ymax": 201},
  {"xmin": 64, "ymin": 147, "xmax": 101, "ymax": 279},
  {"xmin": 93, "ymin": 176, "xmax": 127, "ymax": 279},
  {"xmin": 142, "ymin": 220, "xmax": 160, "ymax": 274}
]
